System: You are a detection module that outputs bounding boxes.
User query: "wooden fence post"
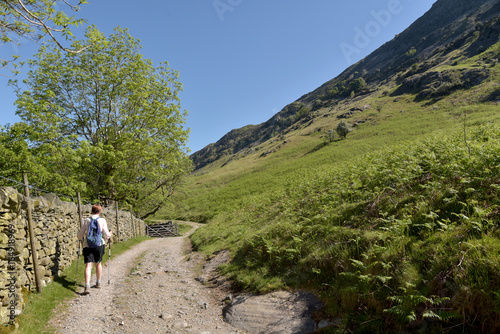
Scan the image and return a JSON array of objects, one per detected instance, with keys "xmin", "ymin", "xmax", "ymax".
[
  {"xmin": 23, "ymin": 173, "xmax": 43, "ymax": 293},
  {"xmin": 77, "ymin": 192, "xmax": 83, "ymax": 229},
  {"xmin": 115, "ymin": 202, "xmax": 120, "ymax": 241},
  {"xmin": 130, "ymin": 211, "xmax": 135, "ymax": 238},
  {"xmin": 136, "ymin": 211, "xmax": 141, "ymax": 237}
]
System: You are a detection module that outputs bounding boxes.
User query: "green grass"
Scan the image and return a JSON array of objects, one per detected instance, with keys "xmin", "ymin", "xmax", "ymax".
[
  {"xmin": 177, "ymin": 222, "xmax": 193, "ymax": 235},
  {"xmin": 3, "ymin": 236, "xmax": 150, "ymax": 334}
]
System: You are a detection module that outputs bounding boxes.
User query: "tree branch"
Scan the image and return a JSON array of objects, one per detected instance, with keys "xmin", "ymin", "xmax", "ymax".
[{"xmin": 6, "ymin": 0, "xmax": 90, "ymax": 54}]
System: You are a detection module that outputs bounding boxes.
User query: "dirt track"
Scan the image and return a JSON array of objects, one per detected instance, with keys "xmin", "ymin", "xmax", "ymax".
[{"xmin": 50, "ymin": 223, "xmax": 247, "ymax": 334}]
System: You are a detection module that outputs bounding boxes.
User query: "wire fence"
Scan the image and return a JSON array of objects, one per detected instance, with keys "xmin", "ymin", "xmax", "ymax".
[
  {"xmin": 0, "ymin": 172, "xmax": 147, "ymax": 247},
  {"xmin": 0, "ymin": 174, "xmax": 95, "ymax": 205}
]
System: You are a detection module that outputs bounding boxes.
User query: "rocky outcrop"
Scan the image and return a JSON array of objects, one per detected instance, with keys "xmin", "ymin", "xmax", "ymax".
[
  {"xmin": 195, "ymin": 250, "xmax": 331, "ymax": 334},
  {"xmin": 394, "ymin": 68, "xmax": 490, "ymax": 99},
  {"xmin": 223, "ymin": 291, "xmax": 328, "ymax": 334}
]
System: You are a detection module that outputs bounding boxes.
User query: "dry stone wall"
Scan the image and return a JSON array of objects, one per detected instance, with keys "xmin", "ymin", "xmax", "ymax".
[{"xmin": 0, "ymin": 187, "xmax": 146, "ymax": 325}]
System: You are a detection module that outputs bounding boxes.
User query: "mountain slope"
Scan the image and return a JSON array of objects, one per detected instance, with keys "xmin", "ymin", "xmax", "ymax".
[
  {"xmin": 305, "ymin": 0, "xmax": 500, "ymax": 95},
  {"xmin": 191, "ymin": 0, "xmax": 500, "ymax": 170}
]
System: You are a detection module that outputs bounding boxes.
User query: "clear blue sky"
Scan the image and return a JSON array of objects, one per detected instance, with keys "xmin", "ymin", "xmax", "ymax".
[{"xmin": 0, "ymin": 0, "xmax": 437, "ymax": 153}]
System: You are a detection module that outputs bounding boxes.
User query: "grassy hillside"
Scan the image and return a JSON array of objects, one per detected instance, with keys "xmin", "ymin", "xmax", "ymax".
[
  {"xmin": 163, "ymin": 101, "xmax": 498, "ymax": 333},
  {"xmin": 157, "ymin": 18, "xmax": 500, "ymax": 334}
]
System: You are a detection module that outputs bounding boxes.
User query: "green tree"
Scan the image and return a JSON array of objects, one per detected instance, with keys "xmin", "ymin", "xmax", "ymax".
[
  {"xmin": 12, "ymin": 26, "xmax": 192, "ymax": 218},
  {"xmin": 1, "ymin": 0, "xmax": 87, "ymax": 74},
  {"xmin": 295, "ymin": 105, "xmax": 310, "ymax": 121},
  {"xmin": 405, "ymin": 47, "xmax": 417, "ymax": 57},
  {"xmin": 0, "ymin": 122, "xmax": 36, "ymax": 181},
  {"xmin": 0, "ymin": 122, "xmax": 82, "ymax": 196},
  {"xmin": 349, "ymin": 77, "xmax": 367, "ymax": 93},
  {"xmin": 324, "ymin": 129, "xmax": 336, "ymax": 143},
  {"xmin": 336, "ymin": 120, "xmax": 353, "ymax": 139}
]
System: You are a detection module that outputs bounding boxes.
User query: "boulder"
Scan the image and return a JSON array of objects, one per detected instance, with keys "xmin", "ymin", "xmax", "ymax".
[
  {"xmin": 0, "ymin": 188, "xmax": 21, "ymax": 213},
  {"xmin": 223, "ymin": 290, "xmax": 324, "ymax": 334}
]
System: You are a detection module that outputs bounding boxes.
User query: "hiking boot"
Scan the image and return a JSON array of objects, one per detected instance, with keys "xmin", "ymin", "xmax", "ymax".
[
  {"xmin": 95, "ymin": 281, "xmax": 101, "ymax": 289},
  {"xmin": 83, "ymin": 286, "xmax": 90, "ymax": 295}
]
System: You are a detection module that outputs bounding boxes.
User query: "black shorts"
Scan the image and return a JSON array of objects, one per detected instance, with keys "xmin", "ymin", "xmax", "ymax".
[{"xmin": 83, "ymin": 245, "xmax": 105, "ymax": 263}]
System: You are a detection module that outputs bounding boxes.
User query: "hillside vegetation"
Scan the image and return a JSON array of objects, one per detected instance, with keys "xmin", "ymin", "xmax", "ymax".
[
  {"xmin": 166, "ymin": 73, "xmax": 499, "ymax": 334},
  {"xmin": 190, "ymin": 121, "xmax": 500, "ymax": 331},
  {"xmin": 159, "ymin": 1, "xmax": 500, "ymax": 332}
]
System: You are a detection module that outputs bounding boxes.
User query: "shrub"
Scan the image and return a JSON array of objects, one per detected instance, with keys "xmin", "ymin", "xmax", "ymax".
[
  {"xmin": 325, "ymin": 129, "xmax": 336, "ymax": 143},
  {"xmin": 336, "ymin": 121, "xmax": 353, "ymax": 138}
]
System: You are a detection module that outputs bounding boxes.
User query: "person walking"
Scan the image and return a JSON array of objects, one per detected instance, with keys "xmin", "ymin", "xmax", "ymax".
[{"xmin": 77, "ymin": 204, "xmax": 113, "ymax": 295}]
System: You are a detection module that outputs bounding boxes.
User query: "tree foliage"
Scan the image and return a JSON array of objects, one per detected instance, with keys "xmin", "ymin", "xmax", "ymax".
[
  {"xmin": 324, "ymin": 129, "xmax": 336, "ymax": 143},
  {"xmin": 11, "ymin": 26, "xmax": 192, "ymax": 218},
  {"xmin": 322, "ymin": 77, "xmax": 368, "ymax": 100},
  {"xmin": 1, "ymin": 0, "xmax": 87, "ymax": 74},
  {"xmin": 0, "ymin": 121, "xmax": 83, "ymax": 196},
  {"xmin": 0, "ymin": 122, "xmax": 38, "ymax": 181},
  {"xmin": 295, "ymin": 105, "xmax": 310, "ymax": 121},
  {"xmin": 336, "ymin": 120, "xmax": 353, "ymax": 139}
]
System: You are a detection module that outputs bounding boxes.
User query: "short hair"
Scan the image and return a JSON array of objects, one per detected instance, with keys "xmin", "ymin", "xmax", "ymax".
[{"xmin": 91, "ymin": 204, "xmax": 102, "ymax": 215}]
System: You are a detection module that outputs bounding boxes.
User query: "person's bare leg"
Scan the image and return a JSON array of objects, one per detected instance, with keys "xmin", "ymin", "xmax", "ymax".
[
  {"xmin": 96, "ymin": 262, "xmax": 102, "ymax": 280},
  {"xmin": 85, "ymin": 263, "xmax": 93, "ymax": 285},
  {"xmin": 95, "ymin": 262, "xmax": 102, "ymax": 288},
  {"xmin": 83, "ymin": 262, "xmax": 93, "ymax": 294}
]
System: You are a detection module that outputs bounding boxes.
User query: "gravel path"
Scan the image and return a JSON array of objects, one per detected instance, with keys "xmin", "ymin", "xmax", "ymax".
[{"xmin": 50, "ymin": 223, "xmax": 248, "ymax": 334}]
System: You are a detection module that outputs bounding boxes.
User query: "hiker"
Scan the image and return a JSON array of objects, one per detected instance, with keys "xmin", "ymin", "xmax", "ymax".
[{"xmin": 77, "ymin": 204, "xmax": 113, "ymax": 295}]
